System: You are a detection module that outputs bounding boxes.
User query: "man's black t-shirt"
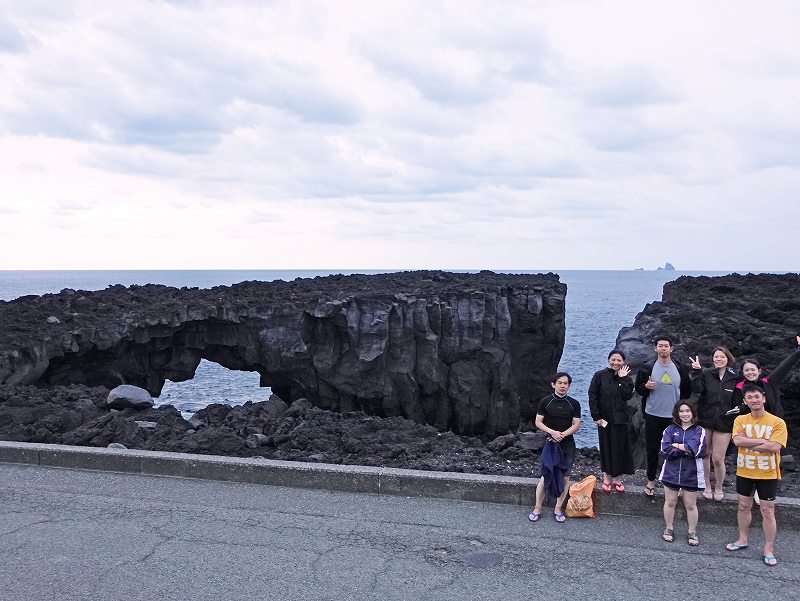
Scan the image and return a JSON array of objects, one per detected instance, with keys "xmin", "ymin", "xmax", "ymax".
[{"xmin": 536, "ymin": 393, "xmax": 581, "ymax": 443}]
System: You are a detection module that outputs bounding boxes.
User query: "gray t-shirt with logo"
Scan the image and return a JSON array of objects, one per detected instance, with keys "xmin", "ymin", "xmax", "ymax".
[{"xmin": 645, "ymin": 361, "xmax": 681, "ymax": 418}]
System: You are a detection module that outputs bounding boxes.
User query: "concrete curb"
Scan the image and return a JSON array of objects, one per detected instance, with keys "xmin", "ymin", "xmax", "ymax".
[{"xmin": 2, "ymin": 441, "xmax": 799, "ymax": 528}]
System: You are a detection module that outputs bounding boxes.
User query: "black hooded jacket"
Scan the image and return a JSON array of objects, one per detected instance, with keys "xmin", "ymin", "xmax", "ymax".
[
  {"xmin": 690, "ymin": 366, "xmax": 738, "ymax": 431},
  {"xmin": 588, "ymin": 368, "xmax": 635, "ymax": 425},
  {"xmin": 731, "ymin": 346, "xmax": 800, "ymax": 419}
]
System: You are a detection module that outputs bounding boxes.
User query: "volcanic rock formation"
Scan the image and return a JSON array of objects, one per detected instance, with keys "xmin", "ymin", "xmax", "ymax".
[
  {"xmin": 616, "ymin": 273, "xmax": 800, "ymax": 435},
  {"xmin": 0, "ymin": 271, "xmax": 566, "ymax": 436}
]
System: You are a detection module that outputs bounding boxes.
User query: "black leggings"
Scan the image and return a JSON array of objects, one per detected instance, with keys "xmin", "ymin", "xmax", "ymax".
[{"xmin": 644, "ymin": 413, "xmax": 673, "ymax": 482}]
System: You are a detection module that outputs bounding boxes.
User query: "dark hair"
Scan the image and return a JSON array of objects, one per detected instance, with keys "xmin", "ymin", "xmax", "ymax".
[
  {"xmin": 741, "ymin": 382, "xmax": 765, "ymax": 397},
  {"xmin": 551, "ymin": 371, "xmax": 572, "ymax": 385},
  {"xmin": 608, "ymin": 349, "xmax": 626, "ymax": 361},
  {"xmin": 672, "ymin": 401, "xmax": 697, "ymax": 426},
  {"xmin": 741, "ymin": 357, "xmax": 761, "ymax": 371},
  {"xmin": 712, "ymin": 346, "xmax": 735, "ymax": 366},
  {"xmin": 653, "ymin": 335, "xmax": 673, "ymax": 346}
]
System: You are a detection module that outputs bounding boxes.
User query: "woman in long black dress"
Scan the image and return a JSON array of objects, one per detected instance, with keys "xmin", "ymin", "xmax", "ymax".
[{"xmin": 589, "ymin": 349, "xmax": 635, "ymax": 492}]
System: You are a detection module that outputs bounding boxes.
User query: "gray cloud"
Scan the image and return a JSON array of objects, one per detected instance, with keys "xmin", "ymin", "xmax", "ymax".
[
  {"xmin": 2, "ymin": 8, "xmax": 363, "ymax": 154},
  {"xmin": 0, "ymin": 18, "xmax": 28, "ymax": 52},
  {"xmin": 578, "ymin": 66, "xmax": 678, "ymax": 108},
  {"xmin": 744, "ymin": 126, "xmax": 800, "ymax": 171},
  {"xmin": 354, "ymin": 18, "xmax": 554, "ymax": 107}
]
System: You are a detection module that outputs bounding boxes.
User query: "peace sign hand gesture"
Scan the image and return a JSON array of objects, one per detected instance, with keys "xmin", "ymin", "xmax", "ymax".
[{"xmin": 690, "ymin": 355, "xmax": 702, "ymax": 370}]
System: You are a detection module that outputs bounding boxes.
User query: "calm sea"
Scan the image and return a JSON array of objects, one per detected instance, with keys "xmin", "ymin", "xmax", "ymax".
[{"xmin": 0, "ymin": 269, "xmax": 734, "ymax": 446}]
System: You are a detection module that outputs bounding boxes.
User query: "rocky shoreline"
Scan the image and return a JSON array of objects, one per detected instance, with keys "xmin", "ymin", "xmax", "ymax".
[
  {"xmin": 2, "ymin": 271, "xmax": 800, "ymax": 499},
  {"xmin": 1, "ymin": 383, "xmax": 798, "ymax": 498}
]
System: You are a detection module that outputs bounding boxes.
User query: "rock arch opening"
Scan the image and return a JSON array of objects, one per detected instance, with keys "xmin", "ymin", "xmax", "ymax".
[{"xmin": 156, "ymin": 359, "xmax": 273, "ymax": 415}]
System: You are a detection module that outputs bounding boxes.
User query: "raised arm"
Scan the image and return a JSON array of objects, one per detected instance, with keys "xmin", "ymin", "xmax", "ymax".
[
  {"xmin": 618, "ymin": 370, "xmax": 634, "ymax": 401},
  {"xmin": 766, "ymin": 336, "xmax": 800, "ymax": 387}
]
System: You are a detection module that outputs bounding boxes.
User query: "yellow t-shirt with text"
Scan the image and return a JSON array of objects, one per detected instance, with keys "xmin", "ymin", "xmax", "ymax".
[{"xmin": 733, "ymin": 412, "xmax": 788, "ymax": 480}]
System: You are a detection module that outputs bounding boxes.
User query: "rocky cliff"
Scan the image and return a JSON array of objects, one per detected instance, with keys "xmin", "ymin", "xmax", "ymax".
[
  {"xmin": 616, "ymin": 273, "xmax": 800, "ymax": 434},
  {"xmin": 0, "ymin": 271, "xmax": 566, "ymax": 435}
]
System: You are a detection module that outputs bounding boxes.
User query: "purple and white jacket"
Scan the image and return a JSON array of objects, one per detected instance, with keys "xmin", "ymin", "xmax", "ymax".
[{"xmin": 659, "ymin": 424, "xmax": 707, "ymax": 489}]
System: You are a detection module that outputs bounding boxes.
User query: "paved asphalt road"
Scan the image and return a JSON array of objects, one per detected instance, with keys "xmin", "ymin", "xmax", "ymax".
[{"xmin": 0, "ymin": 464, "xmax": 797, "ymax": 601}]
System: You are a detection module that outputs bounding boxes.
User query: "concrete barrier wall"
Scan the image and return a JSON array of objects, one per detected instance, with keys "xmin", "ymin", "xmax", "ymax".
[{"xmin": 2, "ymin": 441, "xmax": 799, "ymax": 528}]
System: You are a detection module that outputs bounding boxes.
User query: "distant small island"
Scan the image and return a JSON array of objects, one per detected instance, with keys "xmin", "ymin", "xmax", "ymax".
[{"xmin": 635, "ymin": 262, "xmax": 676, "ymax": 271}]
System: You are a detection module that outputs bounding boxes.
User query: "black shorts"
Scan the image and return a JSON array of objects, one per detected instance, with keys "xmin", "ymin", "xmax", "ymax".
[
  {"xmin": 560, "ymin": 440, "xmax": 576, "ymax": 473},
  {"xmin": 547, "ymin": 438, "xmax": 576, "ymax": 473},
  {"xmin": 662, "ymin": 481, "xmax": 703, "ymax": 493},
  {"xmin": 736, "ymin": 476, "xmax": 778, "ymax": 501}
]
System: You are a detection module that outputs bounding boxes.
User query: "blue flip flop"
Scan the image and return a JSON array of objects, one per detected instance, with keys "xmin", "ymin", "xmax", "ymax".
[
  {"xmin": 726, "ymin": 542, "xmax": 748, "ymax": 551},
  {"xmin": 527, "ymin": 512, "xmax": 540, "ymax": 522},
  {"xmin": 763, "ymin": 554, "xmax": 778, "ymax": 567},
  {"xmin": 554, "ymin": 512, "xmax": 566, "ymax": 523}
]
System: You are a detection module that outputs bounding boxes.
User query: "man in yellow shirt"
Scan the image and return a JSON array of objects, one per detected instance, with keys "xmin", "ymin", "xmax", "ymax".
[{"xmin": 726, "ymin": 384, "xmax": 788, "ymax": 567}]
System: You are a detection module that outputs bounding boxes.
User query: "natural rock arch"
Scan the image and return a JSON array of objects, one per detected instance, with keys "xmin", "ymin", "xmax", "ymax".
[{"xmin": 0, "ymin": 271, "xmax": 566, "ymax": 436}]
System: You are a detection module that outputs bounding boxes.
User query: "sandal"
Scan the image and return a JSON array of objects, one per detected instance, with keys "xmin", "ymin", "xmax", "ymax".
[
  {"xmin": 713, "ymin": 491, "xmax": 724, "ymax": 502},
  {"xmin": 554, "ymin": 512, "xmax": 566, "ymax": 523},
  {"xmin": 613, "ymin": 482, "xmax": 625, "ymax": 493},
  {"xmin": 726, "ymin": 542, "xmax": 748, "ymax": 551},
  {"xmin": 644, "ymin": 485, "xmax": 655, "ymax": 497},
  {"xmin": 528, "ymin": 511, "xmax": 541, "ymax": 523},
  {"xmin": 702, "ymin": 489, "xmax": 713, "ymax": 500},
  {"xmin": 763, "ymin": 554, "xmax": 778, "ymax": 567},
  {"xmin": 687, "ymin": 531, "xmax": 699, "ymax": 546},
  {"xmin": 602, "ymin": 481, "xmax": 612, "ymax": 493},
  {"xmin": 662, "ymin": 528, "xmax": 674, "ymax": 543}
]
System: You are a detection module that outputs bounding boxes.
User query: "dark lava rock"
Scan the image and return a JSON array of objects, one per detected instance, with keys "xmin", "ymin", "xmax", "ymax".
[
  {"xmin": 0, "ymin": 271, "xmax": 566, "ymax": 436},
  {"xmin": 616, "ymin": 273, "xmax": 800, "ymax": 437},
  {"xmin": 2, "ymin": 383, "xmax": 800, "ymax": 497}
]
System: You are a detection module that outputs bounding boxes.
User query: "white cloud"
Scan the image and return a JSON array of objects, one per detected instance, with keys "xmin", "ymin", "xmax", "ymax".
[{"xmin": 0, "ymin": 0, "xmax": 799, "ymax": 270}]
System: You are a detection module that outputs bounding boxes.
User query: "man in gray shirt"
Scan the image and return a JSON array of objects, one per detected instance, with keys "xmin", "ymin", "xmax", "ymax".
[{"xmin": 635, "ymin": 336, "xmax": 692, "ymax": 496}]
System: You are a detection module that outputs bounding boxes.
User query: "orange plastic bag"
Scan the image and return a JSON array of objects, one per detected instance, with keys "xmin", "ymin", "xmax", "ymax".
[{"xmin": 565, "ymin": 475, "xmax": 597, "ymax": 518}]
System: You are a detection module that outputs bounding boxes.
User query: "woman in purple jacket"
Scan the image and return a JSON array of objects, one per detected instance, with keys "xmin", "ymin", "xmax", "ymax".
[{"xmin": 659, "ymin": 401, "xmax": 707, "ymax": 546}]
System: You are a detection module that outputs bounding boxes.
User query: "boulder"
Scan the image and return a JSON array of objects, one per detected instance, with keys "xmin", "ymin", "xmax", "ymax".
[{"xmin": 107, "ymin": 385, "xmax": 154, "ymax": 410}]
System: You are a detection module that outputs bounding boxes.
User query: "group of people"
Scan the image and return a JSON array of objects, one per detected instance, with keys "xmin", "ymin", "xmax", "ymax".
[{"xmin": 527, "ymin": 334, "xmax": 800, "ymax": 568}]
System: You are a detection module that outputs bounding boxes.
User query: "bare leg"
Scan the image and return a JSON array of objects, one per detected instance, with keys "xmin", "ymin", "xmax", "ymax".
[
  {"xmin": 711, "ymin": 431, "xmax": 731, "ymax": 496},
  {"xmin": 533, "ymin": 477, "xmax": 545, "ymax": 514},
  {"xmin": 702, "ymin": 427, "xmax": 713, "ymax": 498},
  {"xmin": 735, "ymin": 494, "xmax": 754, "ymax": 546},
  {"xmin": 683, "ymin": 491, "xmax": 699, "ymax": 533},
  {"xmin": 760, "ymin": 500, "xmax": 777, "ymax": 557},
  {"xmin": 663, "ymin": 487, "xmax": 679, "ymax": 532},
  {"xmin": 554, "ymin": 477, "xmax": 570, "ymax": 515}
]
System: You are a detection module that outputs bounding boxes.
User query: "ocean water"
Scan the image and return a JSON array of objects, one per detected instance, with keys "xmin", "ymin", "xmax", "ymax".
[{"xmin": 0, "ymin": 269, "xmax": 733, "ymax": 446}]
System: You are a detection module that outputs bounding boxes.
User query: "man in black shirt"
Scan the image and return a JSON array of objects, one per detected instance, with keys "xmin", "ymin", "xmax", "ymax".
[{"xmin": 528, "ymin": 372, "xmax": 582, "ymax": 523}]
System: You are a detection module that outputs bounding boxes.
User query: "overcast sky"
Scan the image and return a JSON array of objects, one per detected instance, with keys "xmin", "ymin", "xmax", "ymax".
[{"xmin": 1, "ymin": 1, "xmax": 798, "ymax": 271}]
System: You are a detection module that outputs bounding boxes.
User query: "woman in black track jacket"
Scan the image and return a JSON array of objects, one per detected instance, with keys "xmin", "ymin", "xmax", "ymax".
[{"xmin": 689, "ymin": 346, "xmax": 738, "ymax": 501}]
